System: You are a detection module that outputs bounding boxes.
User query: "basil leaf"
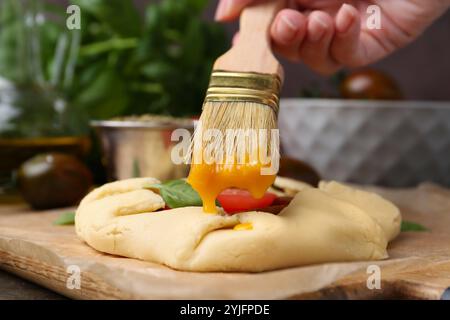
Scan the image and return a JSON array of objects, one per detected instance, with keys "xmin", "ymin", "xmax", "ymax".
[
  {"xmin": 148, "ymin": 179, "xmax": 202, "ymax": 209},
  {"xmin": 401, "ymin": 221, "xmax": 428, "ymax": 232},
  {"xmin": 53, "ymin": 211, "xmax": 75, "ymax": 225}
]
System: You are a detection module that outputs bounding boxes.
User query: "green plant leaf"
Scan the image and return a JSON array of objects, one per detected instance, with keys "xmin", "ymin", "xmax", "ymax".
[
  {"xmin": 140, "ymin": 62, "xmax": 175, "ymax": 80},
  {"xmin": 71, "ymin": 0, "xmax": 142, "ymax": 37},
  {"xmin": 147, "ymin": 179, "xmax": 202, "ymax": 209},
  {"xmin": 1, "ymin": 0, "xmax": 229, "ymax": 119},
  {"xmin": 74, "ymin": 67, "xmax": 128, "ymax": 119},
  {"xmin": 53, "ymin": 211, "xmax": 75, "ymax": 225},
  {"xmin": 180, "ymin": 19, "xmax": 205, "ymax": 68},
  {"xmin": 79, "ymin": 37, "xmax": 138, "ymax": 57},
  {"xmin": 401, "ymin": 221, "xmax": 428, "ymax": 232},
  {"xmin": 187, "ymin": 0, "xmax": 209, "ymax": 13}
]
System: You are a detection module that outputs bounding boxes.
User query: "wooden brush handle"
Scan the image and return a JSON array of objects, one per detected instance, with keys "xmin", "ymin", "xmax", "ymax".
[{"xmin": 214, "ymin": 0, "xmax": 285, "ymax": 78}]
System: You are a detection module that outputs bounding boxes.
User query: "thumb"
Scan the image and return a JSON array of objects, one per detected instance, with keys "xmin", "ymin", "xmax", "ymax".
[{"xmin": 215, "ymin": 0, "xmax": 255, "ymax": 21}]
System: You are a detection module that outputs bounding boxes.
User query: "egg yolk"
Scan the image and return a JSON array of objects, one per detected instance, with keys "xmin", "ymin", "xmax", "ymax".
[
  {"xmin": 233, "ymin": 223, "xmax": 253, "ymax": 231},
  {"xmin": 187, "ymin": 162, "xmax": 276, "ymax": 213}
]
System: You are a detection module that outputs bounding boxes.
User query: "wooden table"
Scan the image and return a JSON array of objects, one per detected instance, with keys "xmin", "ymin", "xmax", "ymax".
[{"xmin": 0, "ymin": 269, "xmax": 65, "ymax": 300}]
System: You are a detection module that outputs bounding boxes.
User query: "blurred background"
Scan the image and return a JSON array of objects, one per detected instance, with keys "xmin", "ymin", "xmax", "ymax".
[{"xmin": 0, "ymin": 0, "xmax": 449, "ymax": 210}]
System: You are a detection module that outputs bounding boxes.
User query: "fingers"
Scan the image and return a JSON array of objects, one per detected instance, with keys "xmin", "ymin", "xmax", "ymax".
[
  {"xmin": 219, "ymin": 1, "xmax": 374, "ymax": 72},
  {"xmin": 298, "ymin": 11, "xmax": 341, "ymax": 75},
  {"xmin": 215, "ymin": 0, "xmax": 254, "ymax": 21},
  {"xmin": 270, "ymin": 9, "xmax": 340, "ymax": 75},
  {"xmin": 330, "ymin": 4, "xmax": 365, "ymax": 67},
  {"xmin": 232, "ymin": 32, "xmax": 240, "ymax": 46},
  {"xmin": 270, "ymin": 9, "xmax": 307, "ymax": 61}
]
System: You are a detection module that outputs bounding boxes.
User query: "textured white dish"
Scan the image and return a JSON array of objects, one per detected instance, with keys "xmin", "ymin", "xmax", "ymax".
[{"xmin": 279, "ymin": 98, "xmax": 450, "ymax": 187}]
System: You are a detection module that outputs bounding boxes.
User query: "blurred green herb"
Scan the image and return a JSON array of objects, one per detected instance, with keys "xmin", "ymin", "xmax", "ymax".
[
  {"xmin": 53, "ymin": 211, "xmax": 75, "ymax": 225},
  {"xmin": 0, "ymin": 0, "xmax": 228, "ymax": 120},
  {"xmin": 401, "ymin": 221, "xmax": 428, "ymax": 232},
  {"xmin": 299, "ymin": 83, "xmax": 324, "ymax": 98},
  {"xmin": 299, "ymin": 70, "xmax": 348, "ymax": 99},
  {"xmin": 69, "ymin": 0, "xmax": 228, "ymax": 118},
  {"xmin": 329, "ymin": 70, "xmax": 348, "ymax": 88},
  {"xmin": 0, "ymin": 0, "xmax": 76, "ymax": 86}
]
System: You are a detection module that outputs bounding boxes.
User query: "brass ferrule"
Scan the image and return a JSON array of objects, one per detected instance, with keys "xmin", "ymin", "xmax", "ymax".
[{"xmin": 204, "ymin": 71, "xmax": 282, "ymax": 114}]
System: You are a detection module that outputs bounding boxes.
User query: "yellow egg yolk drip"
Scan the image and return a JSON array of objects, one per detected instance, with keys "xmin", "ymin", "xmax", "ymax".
[
  {"xmin": 233, "ymin": 223, "xmax": 253, "ymax": 231},
  {"xmin": 187, "ymin": 162, "xmax": 276, "ymax": 213}
]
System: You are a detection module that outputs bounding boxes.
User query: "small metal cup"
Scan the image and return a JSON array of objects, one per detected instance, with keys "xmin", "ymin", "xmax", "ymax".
[{"xmin": 91, "ymin": 119, "xmax": 194, "ymax": 181}]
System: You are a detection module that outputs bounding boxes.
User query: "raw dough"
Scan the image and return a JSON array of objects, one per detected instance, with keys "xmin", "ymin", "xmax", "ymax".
[
  {"xmin": 76, "ymin": 178, "xmax": 401, "ymax": 272},
  {"xmin": 269, "ymin": 176, "xmax": 311, "ymax": 196}
]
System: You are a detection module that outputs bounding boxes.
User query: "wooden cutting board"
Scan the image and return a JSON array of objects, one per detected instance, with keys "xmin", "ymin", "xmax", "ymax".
[{"xmin": 1, "ymin": 183, "xmax": 450, "ymax": 300}]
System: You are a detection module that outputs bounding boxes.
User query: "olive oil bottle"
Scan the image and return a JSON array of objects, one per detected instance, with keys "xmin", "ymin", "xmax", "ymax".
[{"xmin": 0, "ymin": 82, "xmax": 89, "ymax": 198}]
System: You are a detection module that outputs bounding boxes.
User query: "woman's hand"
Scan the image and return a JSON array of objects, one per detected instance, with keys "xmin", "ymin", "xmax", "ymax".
[{"xmin": 215, "ymin": 0, "xmax": 450, "ymax": 74}]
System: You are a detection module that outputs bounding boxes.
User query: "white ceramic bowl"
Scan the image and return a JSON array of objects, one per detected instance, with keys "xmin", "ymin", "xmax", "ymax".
[{"xmin": 279, "ymin": 98, "xmax": 450, "ymax": 187}]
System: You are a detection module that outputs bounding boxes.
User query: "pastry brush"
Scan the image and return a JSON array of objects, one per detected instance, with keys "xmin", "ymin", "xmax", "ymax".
[
  {"xmin": 193, "ymin": 0, "xmax": 285, "ymax": 165},
  {"xmin": 188, "ymin": 0, "xmax": 285, "ymax": 213}
]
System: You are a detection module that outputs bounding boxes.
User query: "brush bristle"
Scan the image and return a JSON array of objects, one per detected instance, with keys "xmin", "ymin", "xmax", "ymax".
[
  {"xmin": 189, "ymin": 101, "xmax": 279, "ymax": 165},
  {"xmin": 201, "ymin": 101, "xmax": 277, "ymax": 132}
]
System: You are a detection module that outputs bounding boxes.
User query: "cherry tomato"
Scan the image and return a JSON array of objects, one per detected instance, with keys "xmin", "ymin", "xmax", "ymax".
[
  {"xmin": 217, "ymin": 189, "xmax": 277, "ymax": 214},
  {"xmin": 340, "ymin": 69, "xmax": 403, "ymax": 100},
  {"xmin": 272, "ymin": 196, "xmax": 293, "ymax": 206}
]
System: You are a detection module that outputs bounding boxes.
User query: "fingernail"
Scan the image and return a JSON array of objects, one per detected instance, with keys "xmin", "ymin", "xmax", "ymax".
[
  {"xmin": 309, "ymin": 15, "xmax": 328, "ymax": 42},
  {"xmin": 215, "ymin": 0, "xmax": 231, "ymax": 20},
  {"xmin": 337, "ymin": 3, "xmax": 356, "ymax": 34},
  {"xmin": 276, "ymin": 15, "xmax": 301, "ymax": 43}
]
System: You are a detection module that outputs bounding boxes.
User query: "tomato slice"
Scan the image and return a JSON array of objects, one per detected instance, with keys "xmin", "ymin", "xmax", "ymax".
[{"xmin": 217, "ymin": 189, "xmax": 277, "ymax": 214}]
